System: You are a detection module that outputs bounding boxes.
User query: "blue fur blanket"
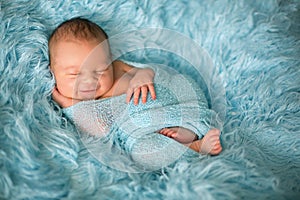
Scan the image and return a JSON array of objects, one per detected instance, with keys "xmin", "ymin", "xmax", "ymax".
[{"xmin": 1, "ymin": 0, "xmax": 299, "ymax": 199}]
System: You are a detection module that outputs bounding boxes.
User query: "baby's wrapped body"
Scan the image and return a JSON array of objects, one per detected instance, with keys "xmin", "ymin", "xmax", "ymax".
[{"xmin": 63, "ymin": 64, "xmax": 219, "ymax": 171}]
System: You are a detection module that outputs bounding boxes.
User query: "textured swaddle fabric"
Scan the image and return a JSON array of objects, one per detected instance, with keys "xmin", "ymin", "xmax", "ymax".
[{"xmin": 63, "ymin": 64, "xmax": 218, "ymax": 171}]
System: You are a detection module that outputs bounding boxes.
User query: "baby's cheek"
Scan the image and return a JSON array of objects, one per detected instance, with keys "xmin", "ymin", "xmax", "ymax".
[{"xmin": 57, "ymin": 82, "xmax": 75, "ymax": 98}]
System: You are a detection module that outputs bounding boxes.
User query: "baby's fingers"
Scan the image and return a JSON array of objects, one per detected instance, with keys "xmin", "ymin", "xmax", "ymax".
[
  {"xmin": 141, "ymin": 86, "xmax": 148, "ymax": 104},
  {"xmin": 126, "ymin": 87, "xmax": 143, "ymax": 105},
  {"xmin": 133, "ymin": 87, "xmax": 141, "ymax": 105},
  {"xmin": 126, "ymin": 83, "xmax": 156, "ymax": 104},
  {"xmin": 148, "ymin": 83, "xmax": 156, "ymax": 100},
  {"xmin": 126, "ymin": 87, "xmax": 134, "ymax": 103}
]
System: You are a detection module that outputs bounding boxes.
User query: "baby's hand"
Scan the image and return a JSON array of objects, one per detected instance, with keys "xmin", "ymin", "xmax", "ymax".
[
  {"xmin": 52, "ymin": 87, "xmax": 80, "ymax": 108},
  {"xmin": 126, "ymin": 68, "xmax": 156, "ymax": 105}
]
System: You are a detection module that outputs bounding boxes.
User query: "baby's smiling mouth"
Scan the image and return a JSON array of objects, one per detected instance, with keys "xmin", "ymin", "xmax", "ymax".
[
  {"xmin": 78, "ymin": 89, "xmax": 97, "ymax": 98},
  {"xmin": 80, "ymin": 89, "xmax": 95, "ymax": 93}
]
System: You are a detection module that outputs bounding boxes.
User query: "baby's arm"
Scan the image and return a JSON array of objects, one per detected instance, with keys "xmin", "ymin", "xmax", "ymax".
[{"xmin": 118, "ymin": 61, "xmax": 156, "ymax": 105}]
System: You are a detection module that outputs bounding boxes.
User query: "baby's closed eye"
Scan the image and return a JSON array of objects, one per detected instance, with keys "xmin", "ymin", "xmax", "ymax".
[{"xmin": 67, "ymin": 72, "xmax": 80, "ymax": 79}]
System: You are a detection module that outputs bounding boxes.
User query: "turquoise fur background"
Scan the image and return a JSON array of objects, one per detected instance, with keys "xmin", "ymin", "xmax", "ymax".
[{"xmin": 0, "ymin": 0, "xmax": 299, "ymax": 199}]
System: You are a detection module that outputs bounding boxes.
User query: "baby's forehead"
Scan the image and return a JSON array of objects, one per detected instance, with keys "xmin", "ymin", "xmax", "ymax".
[{"xmin": 50, "ymin": 39, "xmax": 111, "ymax": 68}]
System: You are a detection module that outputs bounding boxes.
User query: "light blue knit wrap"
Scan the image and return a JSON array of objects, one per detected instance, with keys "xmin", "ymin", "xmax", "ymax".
[{"xmin": 63, "ymin": 64, "xmax": 219, "ymax": 171}]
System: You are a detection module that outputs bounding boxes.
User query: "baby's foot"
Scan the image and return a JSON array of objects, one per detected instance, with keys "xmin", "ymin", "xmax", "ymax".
[
  {"xmin": 189, "ymin": 129, "xmax": 222, "ymax": 155},
  {"xmin": 158, "ymin": 127, "xmax": 198, "ymax": 144}
]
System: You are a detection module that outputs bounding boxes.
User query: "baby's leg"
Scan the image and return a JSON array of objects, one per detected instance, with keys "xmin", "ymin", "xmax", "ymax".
[
  {"xmin": 158, "ymin": 127, "xmax": 198, "ymax": 144},
  {"xmin": 189, "ymin": 129, "xmax": 222, "ymax": 155}
]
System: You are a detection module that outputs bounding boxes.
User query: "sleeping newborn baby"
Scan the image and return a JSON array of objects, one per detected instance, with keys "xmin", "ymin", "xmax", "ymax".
[{"xmin": 49, "ymin": 17, "xmax": 222, "ymax": 170}]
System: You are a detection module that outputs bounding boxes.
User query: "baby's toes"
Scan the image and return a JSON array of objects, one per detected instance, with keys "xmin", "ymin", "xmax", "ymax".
[
  {"xmin": 171, "ymin": 132, "xmax": 178, "ymax": 138},
  {"xmin": 167, "ymin": 130, "xmax": 177, "ymax": 138},
  {"xmin": 159, "ymin": 129, "xmax": 167, "ymax": 135}
]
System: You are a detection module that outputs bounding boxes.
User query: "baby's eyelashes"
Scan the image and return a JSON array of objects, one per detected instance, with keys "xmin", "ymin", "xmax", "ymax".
[
  {"xmin": 66, "ymin": 73, "xmax": 80, "ymax": 79},
  {"xmin": 69, "ymin": 73, "xmax": 80, "ymax": 76}
]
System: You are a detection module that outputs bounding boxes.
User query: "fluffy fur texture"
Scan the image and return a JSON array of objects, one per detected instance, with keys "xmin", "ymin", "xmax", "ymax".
[{"xmin": 1, "ymin": 0, "xmax": 299, "ymax": 199}]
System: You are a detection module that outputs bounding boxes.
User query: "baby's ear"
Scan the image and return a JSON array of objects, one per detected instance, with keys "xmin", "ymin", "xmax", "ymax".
[{"xmin": 50, "ymin": 69, "xmax": 56, "ymax": 82}]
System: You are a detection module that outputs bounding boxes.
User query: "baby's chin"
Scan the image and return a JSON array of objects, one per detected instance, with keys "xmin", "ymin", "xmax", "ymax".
[{"xmin": 73, "ymin": 96, "xmax": 96, "ymax": 101}]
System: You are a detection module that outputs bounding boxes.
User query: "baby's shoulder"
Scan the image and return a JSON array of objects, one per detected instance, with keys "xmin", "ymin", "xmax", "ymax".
[{"xmin": 117, "ymin": 59, "xmax": 155, "ymax": 70}]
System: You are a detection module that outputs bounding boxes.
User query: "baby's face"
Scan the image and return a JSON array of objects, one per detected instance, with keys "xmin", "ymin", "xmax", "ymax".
[{"xmin": 50, "ymin": 39, "xmax": 114, "ymax": 100}]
